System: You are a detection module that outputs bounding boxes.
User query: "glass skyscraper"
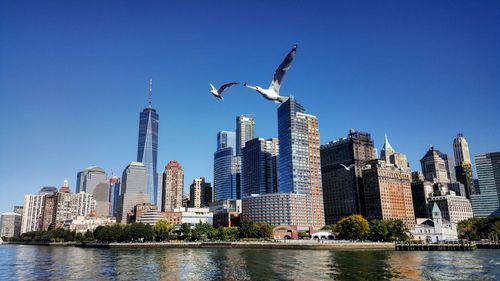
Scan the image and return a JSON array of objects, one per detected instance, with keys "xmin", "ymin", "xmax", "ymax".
[
  {"xmin": 214, "ymin": 131, "xmax": 241, "ymax": 201},
  {"xmin": 470, "ymin": 152, "xmax": 500, "ymax": 217},
  {"xmin": 241, "ymin": 138, "xmax": 279, "ymax": 197},
  {"xmin": 137, "ymin": 80, "xmax": 159, "ymax": 206},
  {"xmin": 277, "ymin": 97, "xmax": 325, "ymax": 228}
]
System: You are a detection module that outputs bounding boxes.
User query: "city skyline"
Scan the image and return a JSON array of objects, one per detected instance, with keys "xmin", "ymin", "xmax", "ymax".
[{"xmin": 1, "ymin": 1, "xmax": 500, "ymax": 213}]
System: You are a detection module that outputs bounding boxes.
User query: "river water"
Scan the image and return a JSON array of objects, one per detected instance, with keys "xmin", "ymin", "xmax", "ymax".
[{"xmin": 0, "ymin": 245, "xmax": 498, "ymax": 280}]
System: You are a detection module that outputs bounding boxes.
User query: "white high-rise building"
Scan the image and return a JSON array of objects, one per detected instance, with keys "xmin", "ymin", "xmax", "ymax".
[
  {"xmin": 236, "ymin": 115, "xmax": 255, "ymax": 156},
  {"xmin": 21, "ymin": 194, "xmax": 45, "ymax": 234},
  {"xmin": 453, "ymin": 133, "xmax": 471, "ymax": 165}
]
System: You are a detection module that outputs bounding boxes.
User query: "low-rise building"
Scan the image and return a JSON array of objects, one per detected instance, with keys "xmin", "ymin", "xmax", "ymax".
[
  {"xmin": 411, "ymin": 203, "xmax": 458, "ymax": 243},
  {"xmin": 63, "ymin": 216, "xmax": 116, "ymax": 233},
  {"xmin": 427, "ymin": 191, "xmax": 473, "ymax": 225},
  {"xmin": 210, "ymin": 199, "xmax": 241, "ymax": 227},
  {"xmin": 173, "ymin": 207, "xmax": 213, "ymax": 225}
]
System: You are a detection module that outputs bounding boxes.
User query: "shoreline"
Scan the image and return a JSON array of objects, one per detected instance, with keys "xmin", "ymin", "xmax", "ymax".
[{"xmin": 5, "ymin": 241, "xmax": 395, "ymax": 250}]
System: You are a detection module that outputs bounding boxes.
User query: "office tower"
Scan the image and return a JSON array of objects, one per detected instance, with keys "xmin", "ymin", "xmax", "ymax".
[
  {"xmin": 21, "ymin": 194, "xmax": 45, "ymax": 234},
  {"xmin": 320, "ymin": 130, "xmax": 376, "ymax": 224},
  {"xmin": 428, "ymin": 192, "xmax": 473, "ymax": 224},
  {"xmin": 453, "ymin": 133, "xmax": 471, "ymax": 165},
  {"xmin": 162, "ymin": 160, "xmax": 184, "ymax": 212},
  {"xmin": 40, "ymin": 193, "xmax": 57, "ymax": 230},
  {"xmin": 118, "ymin": 162, "xmax": 149, "ymax": 223},
  {"xmin": 420, "ymin": 147, "xmax": 453, "ymax": 184},
  {"xmin": 362, "ymin": 159, "xmax": 415, "ymax": 228},
  {"xmin": 470, "ymin": 152, "xmax": 500, "ymax": 217},
  {"xmin": 214, "ymin": 131, "xmax": 240, "ymax": 201},
  {"xmin": 0, "ymin": 212, "xmax": 22, "ymax": 238},
  {"xmin": 109, "ymin": 176, "xmax": 121, "ymax": 217},
  {"xmin": 411, "ymin": 171, "xmax": 434, "ymax": 218},
  {"xmin": 217, "ymin": 131, "xmax": 236, "ymax": 151},
  {"xmin": 241, "ymin": 138, "xmax": 279, "ymax": 196},
  {"xmin": 236, "ymin": 115, "xmax": 255, "ymax": 156},
  {"xmin": 381, "ymin": 134, "xmax": 410, "ymax": 171},
  {"xmin": 137, "ymin": 79, "xmax": 159, "ymax": 206},
  {"xmin": 74, "ymin": 192, "xmax": 96, "ymax": 217},
  {"xmin": 277, "ymin": 97, "xmax": 324, "ymax": 228},
  {"xmin": 75, "ymin": 166, "xmax": 109, "ymax": 217},
  {"xmin": 39, "ymin": 186, "xmax": 58, "ymax": 195}
]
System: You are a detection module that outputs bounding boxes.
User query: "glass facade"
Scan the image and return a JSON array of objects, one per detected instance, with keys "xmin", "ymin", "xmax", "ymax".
[
  {"xmin": 137, "ymin": 108, "xmax": 159, "ymax": 206},
  {"xmin": 217, "ymin": 131, "xmax": 236, "ymax": 152},
  {"xmin": 471, "ymin": 152, "xmax": 500, "ymax": 217},
  {"xmin": 236, "ymin": 115, "xmax": 255, "ymax": 156},
  {"xmin": 214, "ymin": 147, "xmax": 239, "ymax": 201},
  {"xmin": 241, "ymin": 138, "xmax": 279, "ymax": 197}
]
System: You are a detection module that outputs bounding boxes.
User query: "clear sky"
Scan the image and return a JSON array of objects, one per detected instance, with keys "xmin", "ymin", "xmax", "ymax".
[{"xmin": 1, "ymin": 1, "xmax": 499, "ymax": 213}]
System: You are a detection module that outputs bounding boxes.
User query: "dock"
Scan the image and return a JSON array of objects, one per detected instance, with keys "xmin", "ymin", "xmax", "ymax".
[{"xmin": 395, "ymin": 241, "xmax": 476, "ymax": 251}]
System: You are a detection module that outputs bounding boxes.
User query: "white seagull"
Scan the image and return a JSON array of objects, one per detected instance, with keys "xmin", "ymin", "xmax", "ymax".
[
  {"xmin": 340, "ymin": 164, "xmax": 355, "ymax": 171},
  {"xmin": 210, "ymin": 82, "xmax": 239, "ymax": 100},
  {"xmin": 244, "ymin": 44, "xmax": 298, "ymax": 103}
]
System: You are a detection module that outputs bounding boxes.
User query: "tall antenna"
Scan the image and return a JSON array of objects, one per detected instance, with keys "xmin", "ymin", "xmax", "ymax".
[{"xmin": 149, "ymin": 78, "xmax": 153, "ymax": 108}]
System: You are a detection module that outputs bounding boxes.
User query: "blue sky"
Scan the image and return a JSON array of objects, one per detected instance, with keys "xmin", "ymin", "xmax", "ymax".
[{"xmin": 0, "ymin": 1, "xmax": 499, "ymax": 213}]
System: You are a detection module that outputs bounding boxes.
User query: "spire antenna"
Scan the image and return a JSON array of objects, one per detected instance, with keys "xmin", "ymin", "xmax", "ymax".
[{"xmin": 148, "ymin": 79, "xmax": 153, "ymax": 108}]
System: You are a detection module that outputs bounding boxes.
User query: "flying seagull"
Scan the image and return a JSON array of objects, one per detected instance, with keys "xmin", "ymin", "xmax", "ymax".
[
  {"xmin": 210, "ymin": 82, "xmax": 239, "ymax": 100},
  {"xmin": 244, "ymin": 44, "xmax": 298, "ymax": 103},
  {"xmin": 340, "ymin": 164, "xmax": 355, "ymax": 171}
]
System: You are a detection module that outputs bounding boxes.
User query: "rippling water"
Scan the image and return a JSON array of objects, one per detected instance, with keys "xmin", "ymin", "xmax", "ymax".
[{"xmin": 0, "ymin": 245, "xmax": 499, "ymax": 280}]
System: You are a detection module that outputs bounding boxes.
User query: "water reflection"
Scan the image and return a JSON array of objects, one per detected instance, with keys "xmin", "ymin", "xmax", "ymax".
[{"xmin": 0, "ymin": 245, "xmax": 498, "ymax": 280}]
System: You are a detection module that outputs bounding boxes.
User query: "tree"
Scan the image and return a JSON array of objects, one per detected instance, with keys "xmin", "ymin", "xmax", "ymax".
[
  {"xmin": 192, "ymin": 222, "xmax": 215, "ymax": 241},
  {"xmin": 180, "ymin": 223, "xmax": 192, "ymax": 241},
  {"xmin": 387, "ymin": 220, "xmax": 410, "ymax": 241},
  {"xmin": 369, "ymin": 220, "xmax": 389, "ymax": 242},
  {"xmin": 334, "ymin": 214, "xmax": 370, "ymax": 241},
  {"xmin": 154, "ymin": 220, "xmax": 175, "ymax": 241}
]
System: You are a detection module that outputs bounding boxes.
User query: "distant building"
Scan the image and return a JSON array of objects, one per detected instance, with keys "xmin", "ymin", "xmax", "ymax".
[
  {"xmin": 470, "ymin": 152, "xmax": 500, "ymax": 217},
  {"xmin": 411, "ymin": 171, "xmax": 434, "ymax": 218},
  {"xmin": 13, "ymin": 206, "xmax": 23, "ymax": 215},
  {"xmin": 453, "ymin": 133, "xmax": 472, "ymax": 165},
  {"xmin": 109, "ymin": 176, "xmax": 121, "ymax": 217},
  {"xmin": 0, "ymin": 212, "xmax": 22, "ymax": 238},
  {"xmin": 420, "ymin": 147, "xmax": 455, "ymax": 184},
  {"xmin": 161, "ymin": 211, "xmax": 183, "ymax": 226},
  {"xmin": 63, "ymin": 216, "xmax": 116, "ymax": 234},
  {"xmin": 189, "ymin": 178, "xmax": 202, "ymax": 208},
  {"xmin": 118, "ymin": 162, "xmax": 149, "ymax": 223},
  {"xmin": 162, "ymin": 161, "xmax": 184, "ymax": 212},
  {"xmin": 320, "ymin": 130, "xmax": 376, "ymax": 224},
  {"xmin": 427, "ymin": 191, "xmax": 473, "ymax": 225},
  {"xmin": 241, "ymin": 138, "xmax": 279, "ymax": 197},
  {"xmin": 214, "ymin": 133, "xmax": 240, "ymax": 200},
  {"xmin": 173, "ymin": 207, "xmax": 213, "ymax": 225},
  {"xmin": 411, "ymin": 203, "xmax": 458, "ymax": 243},
  {"xmin": 210, "ymin": 199, "xmax": 241, "ymax": 228},
  {"xmin": 381, "ymin": 134, "xmax": 410, "ymax": 171},
  {"xmin": 242, "ymin": 193, "xmax": 313, "ymax": 228},
  {"xmin": 277, "ymin": 97, "xmax": 324, "ymax": 229},
  {"xmin": 362, "ymin": 159, "xmax": 415, "ymax": 228},
  {"xmin": 455, "ymin": 162, "xmax": 475, "ymax": 199},
  {"xmin": 76, "ymin": 166, "xmax": 109, "ymax": 217},
  {"xmin": 137, "ymin": 80, "xmax": 159, "ymax": 206},
  {"xmin": 128, "ymin": 203, "xmax": 162, "ymax": 225},
  {"xmin": 236, "ymin": 115, "xmax": 255, "ymax": 156},
  {"xmin": 40, "ymin": 193, "xmax": 57, "ymax": 230}
]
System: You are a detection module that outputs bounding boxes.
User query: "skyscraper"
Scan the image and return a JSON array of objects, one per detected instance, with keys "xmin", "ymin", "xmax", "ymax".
[
  {"xmin": 453, "ymin": 133, "xmax": 471, "ymax": 165},
  {"xmin": 137, "ymin": 79, "xmax": 159, "ymax": 206},
  {"xmin": 236, "ymin": 115, "xmax": 255, "ymax": 156},
  {"xmin": 162, "ymin": 161, "xmax": 184, "ymax": 212},
  {"xmin": 320, "ymin": 130, "xmax": 376, "ymax": 224},
  {"xmin": 455, "ymin": 162, "xmax": 475, "ymax": 199},
  {"xmin": 277, "ymin": 97, "xmax": 324, "ymax": 228},
  {"xmin": 21, "ymin": 194, "xmax": 45, "ymax": 234},
  {"xmin": 470, "ymin": 152, "xmax": 500, "ymax": 217},
  {"xmin": 214, "ymin": 131, "xmax": 240, "ymax": 201},
  {"xmin": 109, "ymin": 176, "xmax": 121, "ymax": 217},
  {"xmin": 241, "ymin": 137, "xmax": 279, "ymax": 196},
  {"xmin": 0, "ymin": 212, "xmax": 22, "ymax": 238},
  {"xmin": 380, "ymin": 134, "xmax": 410, "ymax": 171},
  {"xmin": 189, "ymin": 178, "xmax": 202, "ymax": 208},
  {"xmin": 75, "ymin": 166, "xmax": 109, "ymax": 217},
  {"xmin": 118, "ymin": 162, "xmax": 149, "ymax": 223},
  {"xmin": 420, "ymin": 147, "xmax": 453, "ymax": 184}
]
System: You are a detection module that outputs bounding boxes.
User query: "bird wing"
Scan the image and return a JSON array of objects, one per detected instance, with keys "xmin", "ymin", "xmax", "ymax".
[
  {"xmin": 270, "ymin": 45, "xmax": 297, "ymax": 93},
  {"xmin": 218, "ymin": 82, "xmax": 239, "ymax": 95},
  {"xmin": 348, "ymin": 164, "xmax": 355, "ymax": 169},
  {"xmin": 340, "ymin": 164, "xmax": 347, "ymax": 169}
]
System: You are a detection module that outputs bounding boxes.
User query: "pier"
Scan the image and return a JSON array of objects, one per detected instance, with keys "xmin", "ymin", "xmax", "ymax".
[{"xmin": 395, "ymin": 241, "xmax": 476, "ymax": 251}]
